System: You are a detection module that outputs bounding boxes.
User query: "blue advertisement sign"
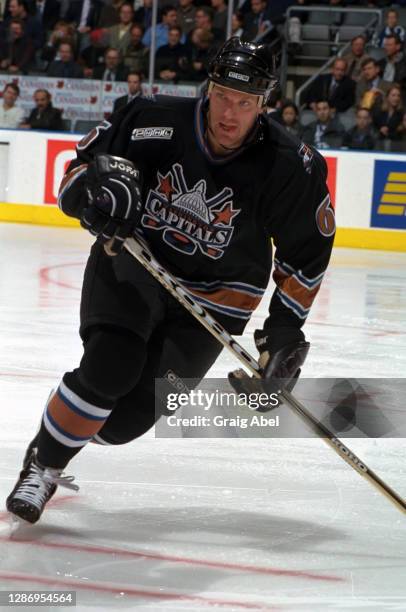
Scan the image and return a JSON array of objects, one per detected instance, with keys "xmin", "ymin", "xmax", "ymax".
[{"xmin": 371, "ymin": 160, "xmax": 406, "ymax": 230}]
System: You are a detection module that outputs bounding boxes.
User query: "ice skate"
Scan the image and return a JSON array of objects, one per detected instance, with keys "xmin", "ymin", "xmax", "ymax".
[{"xmin": 6, "ymin": 450, "xmax": 79, "ymax": 524}]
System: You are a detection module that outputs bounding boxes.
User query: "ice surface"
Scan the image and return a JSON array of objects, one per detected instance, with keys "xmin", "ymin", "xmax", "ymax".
[{"xmin": 0, "ymin": 224, "xmax": 405, "ymax": 611}]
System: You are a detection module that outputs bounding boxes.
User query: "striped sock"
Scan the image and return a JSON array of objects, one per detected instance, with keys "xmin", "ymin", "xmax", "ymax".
[{"xmin": 37, "ymin": 379, "xmax": 114, "ymax": 468}]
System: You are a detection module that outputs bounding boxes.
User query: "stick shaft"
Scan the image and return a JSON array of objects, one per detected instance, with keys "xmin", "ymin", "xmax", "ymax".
[{"xmin": 122, "ymin": 235, "xmax": 406, "ymax": 515}]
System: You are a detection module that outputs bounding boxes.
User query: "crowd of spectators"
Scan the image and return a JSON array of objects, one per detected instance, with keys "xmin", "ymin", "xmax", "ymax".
[
  {"xmin": 277, "ymin": 6, "xmax": 406, "ymax": 152},
  {"xmin": 1, "ymin": 0, "xmax": 406, "ymax": 152},
  {"xmin": 0, "ymin": 0, "xmax": 275, "ymax": 82}
]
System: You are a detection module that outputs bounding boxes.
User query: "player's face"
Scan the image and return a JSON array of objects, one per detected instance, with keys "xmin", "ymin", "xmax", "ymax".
[{"xmin": 207, "ymin": 84, "xmax": 261, "ymax": 153}]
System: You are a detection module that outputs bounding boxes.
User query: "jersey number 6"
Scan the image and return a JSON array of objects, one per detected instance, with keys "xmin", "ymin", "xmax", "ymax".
[{"xmin": 316, "ymin": 194, "xmax": 335, "ymax": 237}]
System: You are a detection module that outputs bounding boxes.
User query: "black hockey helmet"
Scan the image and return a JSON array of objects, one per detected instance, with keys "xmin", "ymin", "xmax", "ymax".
[{"xmin": 208, "ymin": 37, "xmax": 278, "ymax": 104}]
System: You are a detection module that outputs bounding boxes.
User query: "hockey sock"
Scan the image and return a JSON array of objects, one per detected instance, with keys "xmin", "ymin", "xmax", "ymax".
[{"xmin": 36, "ymin": 375, "xmax": 115, "ymax": 469}]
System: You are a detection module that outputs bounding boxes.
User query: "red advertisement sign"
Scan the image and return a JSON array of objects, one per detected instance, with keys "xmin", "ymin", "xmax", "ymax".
[
  {"xmin": 44, "ymin": 139, "xmax": 78, "ymax": 205},
  {"xmin": 324, "ymin": 156, "xmax": 337, "ymax": 207}
]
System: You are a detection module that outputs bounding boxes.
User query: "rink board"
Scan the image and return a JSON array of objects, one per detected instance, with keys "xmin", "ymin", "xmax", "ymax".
[{"xmin": 0, "ymin": 128, "xmax": 405, "ymax": 251}]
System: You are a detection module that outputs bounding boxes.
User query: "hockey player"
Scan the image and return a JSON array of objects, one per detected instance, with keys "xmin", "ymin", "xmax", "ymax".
[{"xmin": 7, "ymin": 37, "xmax": 335, "ymax": 524}]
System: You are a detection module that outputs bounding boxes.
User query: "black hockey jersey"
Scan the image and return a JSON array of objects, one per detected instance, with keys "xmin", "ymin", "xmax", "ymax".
[{"xmin": 59, "ymin": 95, "xmax": 335, "ymax": 335}]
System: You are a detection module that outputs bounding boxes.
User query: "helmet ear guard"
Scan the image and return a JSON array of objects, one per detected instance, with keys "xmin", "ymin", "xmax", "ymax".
[{"xmin": 207, "ymin": 36, "xmax": 279, "ymax": 106}]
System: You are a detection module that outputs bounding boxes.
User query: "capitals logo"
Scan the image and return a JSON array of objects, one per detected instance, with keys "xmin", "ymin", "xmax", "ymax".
[{"xmin": 141, "ymin": 163, "xmax": 240, "ymax": 260}]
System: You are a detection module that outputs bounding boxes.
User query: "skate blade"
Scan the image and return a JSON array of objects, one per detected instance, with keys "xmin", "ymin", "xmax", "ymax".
[{"xmin": 0, "ymin": 513, "xmax": 26, "ymax": 537}]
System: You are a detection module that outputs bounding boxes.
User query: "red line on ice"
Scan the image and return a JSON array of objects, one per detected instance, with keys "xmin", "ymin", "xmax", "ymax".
[
  {"xmin": 309, "ymin": 319, "xmax": 406, "ymax": 337},
  {"xmin": 39, "ymin": 262, "xmax": 82, "ymax": 291},
  {"xmin": 38, "ymin": 264, "xmax": 406, "ymax": 337},
  {"xmin": 1, "ymin": 496, "xmax": 343, "ymax": 584},
  {"xmin": 0, "ymin": 536, "xmax": 344, "ymax": 581},
  {"xmin": 0, "ymin": 530, "xmax": 344, "ymax": 582},
  {"xmin": 0, "ymin": 572, "xmax": 276, "ymax": 610}
]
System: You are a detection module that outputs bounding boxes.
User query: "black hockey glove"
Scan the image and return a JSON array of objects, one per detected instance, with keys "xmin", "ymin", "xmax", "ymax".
[
  {"xmin": 81, "ymin": 154, "xmax": 143, "ymax": 253},
  {"xmin": 228, "ymin": 328, "xmax": 310, "ymax": 411}
]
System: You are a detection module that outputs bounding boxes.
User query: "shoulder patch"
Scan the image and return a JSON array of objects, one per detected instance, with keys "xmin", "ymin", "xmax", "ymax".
[{"xmin": 77, "ymin": 120, "xmax": 112, "ymax": 151}]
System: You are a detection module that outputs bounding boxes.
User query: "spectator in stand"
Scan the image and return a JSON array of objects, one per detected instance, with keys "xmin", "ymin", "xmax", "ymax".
[
  {"xmin": 193, "ymin": 6, "xmax": 223, "ymax": 44},
  {"xmin": 20, "ymin": 88, "xmax": 64, "ymax": 131},
  {"xmin": 342, "ymin": 35, "xmax": 368, "ymax": 82},
  {"xmin": 277, "ymin": 100, "xmax": 303, "ymax": 138},
  {"xmin": 0, "ymin": 82, "xmax": 24, "ymax": 128},
  {"xmin": 302, "ymin": 99, "xmax": 345, "ymax": 149},
  {"xmin": 372, "ymin": 84, "xmax": 404, "ymax": 143},
  {"xmin": 242, "ymin": 0, "xmax": 272, "ymax": 42},
  {"xmin": 41, "ymin": 20, "xmax": 76, "ymax": 65},
  {"xmin": 62, "ymin": 0, "xmax": 103, "ymax": 53},
  {"xmin": 231, "ymin": 12, "xmax": 244, "ymax": 38},
  {"xmin": 92, "ymin": 46, "xmax": 128, "ymax": 81},
  {"xmin": 342, "ymin": 107, "xmax": 376, "ymax": 150},
  {"xmin": 143, "ymin": 5, "xmax": 184, "ymax": 52},
  {"xmin": 123, "ymin": 23, "xmax": 148, "ymax": 76},
  {"xmin": 377, "ymin": 35, "xmax": 406, "ymax": 95},
  {"xmin": 97, "ymin": 0, "xmax": 124, "ymax": 28},
  {"xmin": 112, "ymin": 70, "xmax": 143, "ymax": 112},
  {"xmin": 3, "ymin": 0, "xmax": 43, "ymax": 48},
  {"xmin": 105, "ymin": 2, "xmax": 134, "ymax": 54},
  {"xmin": 356, "ymin": 57, "xmax": 391, "ymax": 110},
  {"xmin": 80, "ymin": 28, "xmax": 107, "ymax": 77},
  {"xmin": 62, "ymin": 0, "xmax": 102, "ymax": 34},
  {"xmin": 390, "ymin": 111, "xmax": 406, "ymax": 152},
  {"xmin": 304, "ymin": 58, "xmax": 356, "ymax": 113},
  {"xmin": 32, "ymin": 0, "xmax": 61, "ymax": 32},
  {"xmin": 182, "ymin": 27, "xmax": 214, "ymax": 81},
  {"xmin": 376, "ymin": 9, "xmax": 405, "ymax": 48},
  {"xmin": 0, "ymin": 18, "xmax": 35, "ymax": 73},
  {"xmin": 155, "ymin": 25, "xmax": 188, "ymax": 82},
  {"xmin": 134, "ymin": 0, "xmax": 153, "ymax": 33},
  {"xmin": 264, "ymin": 85, "xmax": 282, "ymax": 118},
  {"xmin": 177, "ymin": 0, "xmax": 196, "ymax": 36},
  {"xmin": 47, "ymin": 40, "xmax": 84, "ymax": 77},
  {"xmin": 211, "ymin": 0, "xmax": 227, "ymax": 37}
]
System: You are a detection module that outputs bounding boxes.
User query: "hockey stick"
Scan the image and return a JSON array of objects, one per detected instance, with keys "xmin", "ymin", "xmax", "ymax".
[{"xmin": 113, "ymin": 235, "xmax": 406, "ymax": 515}]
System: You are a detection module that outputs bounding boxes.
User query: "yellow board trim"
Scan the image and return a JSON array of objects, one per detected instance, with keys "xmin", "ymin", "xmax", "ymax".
[
  {"xmin": 0, "ymin": 202, "xmax": 80, "ymax": 227},
  {"xmin": 0, "ymin": 203, "xmax": 405, "ymax": 252},
  {"xmin": 335, "ymin": 228, "xmax": 406, "ymax": 251}
]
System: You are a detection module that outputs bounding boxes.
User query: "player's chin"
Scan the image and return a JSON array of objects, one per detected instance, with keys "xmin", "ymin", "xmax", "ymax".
[{"xmin": 218, "ymin": 131, "xmax": 242, "ymax": 149}]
